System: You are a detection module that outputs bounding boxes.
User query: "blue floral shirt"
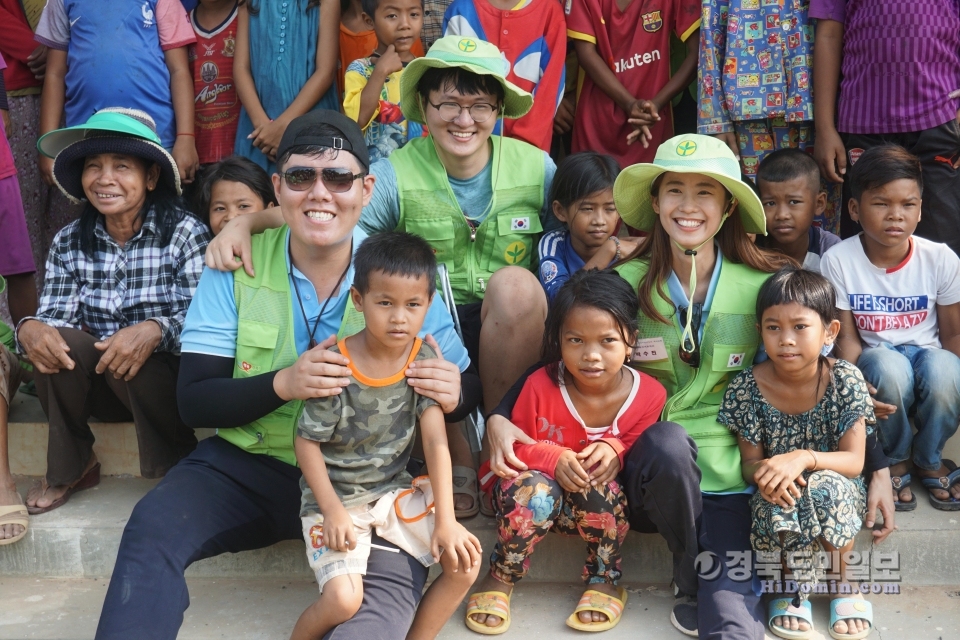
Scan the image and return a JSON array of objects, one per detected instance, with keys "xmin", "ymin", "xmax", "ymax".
[{"xmin": 697, "ymin": 0, "xmax": 815, "ymax": 134}]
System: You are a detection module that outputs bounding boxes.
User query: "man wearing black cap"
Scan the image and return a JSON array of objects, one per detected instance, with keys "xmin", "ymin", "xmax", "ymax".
[{"xmin": 95, "ymin": 111, "xmax": 480, "ymax": 640}]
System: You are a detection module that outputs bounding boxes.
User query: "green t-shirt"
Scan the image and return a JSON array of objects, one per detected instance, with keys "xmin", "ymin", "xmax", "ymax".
[{"xmin": 298, "ymin": 339, "xmax": 438, "ymax": 514}]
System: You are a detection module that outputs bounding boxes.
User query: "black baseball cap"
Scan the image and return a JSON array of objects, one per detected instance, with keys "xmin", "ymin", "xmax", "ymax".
[{"xmin": 277, "ymin": 110, "xmax": 370, "ymax": 171}]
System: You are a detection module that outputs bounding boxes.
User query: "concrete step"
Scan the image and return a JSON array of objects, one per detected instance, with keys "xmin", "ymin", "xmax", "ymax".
[
  {"xmin": 0, "ymin": 577, "xmax": 956, "ymax": 639},
  {"xmin": 2, "ymin": 475, "xmax": 959, "ymax": 587}
]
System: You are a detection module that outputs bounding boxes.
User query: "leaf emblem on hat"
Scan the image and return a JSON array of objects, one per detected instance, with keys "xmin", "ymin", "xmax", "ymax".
[
  {"xmin": 677, "ymin": 140, "xmax": 698, "ymax": 156},
  {"xmin": 459, "ymin": 39, "xmax": 478, "ymax": 52}
]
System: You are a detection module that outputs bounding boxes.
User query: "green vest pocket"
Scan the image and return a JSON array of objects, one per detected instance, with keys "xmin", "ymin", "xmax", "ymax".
[
  {"xmin": 489, "ymin": 213, "xmax": 543, "ymax": 270},
  {"xmin": 235, "ymin": 320, "xmax": 280, "ymax": 377}
]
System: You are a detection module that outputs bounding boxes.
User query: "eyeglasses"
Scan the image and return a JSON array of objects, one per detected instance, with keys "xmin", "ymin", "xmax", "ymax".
[
  {"xmin": 677, "ymin": 304, "xmax": 702, "ymax": 368},
  {"xmin": 427, "ymin": 101, "xmax": 499, "ymax": 123},
  {"xmin": 280, "ymin": 167, "xmax": 366, "ymax": 193}
]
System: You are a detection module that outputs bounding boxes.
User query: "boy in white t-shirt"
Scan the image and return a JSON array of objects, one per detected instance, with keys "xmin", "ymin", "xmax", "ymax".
[{"xmin": 822, "ymin": 145, "xmax": 960, "ymax": 512}]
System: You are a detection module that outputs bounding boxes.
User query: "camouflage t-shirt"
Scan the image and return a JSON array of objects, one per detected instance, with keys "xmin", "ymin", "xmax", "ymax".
[{"xmin": 298, "ymin": 338, "xmax": 438, "ymax": 514}]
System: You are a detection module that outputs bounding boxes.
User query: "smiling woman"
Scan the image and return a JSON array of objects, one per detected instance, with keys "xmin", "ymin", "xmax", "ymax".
[{"xmin": 16, "ymin": 107, "xmax": 211, "ymax": 516}]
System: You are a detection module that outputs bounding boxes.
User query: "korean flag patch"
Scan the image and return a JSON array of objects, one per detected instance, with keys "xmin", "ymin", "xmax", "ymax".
[
  {"xmin": 727, "ymin": 352, "xmax": 745, "ymax": 368},
  {"xmin": 511, "ymin": 217, "xmax": 530, "ymax": 231}
]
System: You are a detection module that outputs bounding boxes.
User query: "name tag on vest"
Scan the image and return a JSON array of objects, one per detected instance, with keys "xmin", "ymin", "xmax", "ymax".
[{"xmin": 633, "ymin": 337, "xmax": 669, "ymax": 362}]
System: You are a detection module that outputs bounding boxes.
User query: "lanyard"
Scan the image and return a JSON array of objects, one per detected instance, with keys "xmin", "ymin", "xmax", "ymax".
[{"xmin": 290, "ymin": 249, "xmax": 352, "ymax": 350}]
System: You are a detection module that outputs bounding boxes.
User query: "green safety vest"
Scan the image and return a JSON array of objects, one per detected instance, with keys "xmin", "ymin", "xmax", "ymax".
[
  {"xmin": 390, "ymin": 136, "xmax": 545, "ymax": 305},
  {"xmin": 616, "ymin": 259, "xmax": 771, "ymax": 493},
  {"xmin": 218, "ymin": 226, "xmax": 365, "ymax": 465}
]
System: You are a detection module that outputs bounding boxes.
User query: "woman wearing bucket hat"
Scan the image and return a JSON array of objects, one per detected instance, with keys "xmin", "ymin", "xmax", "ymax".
[
  {"xmin": 206, "ymin": 36, "xmax": 560, "ymax": 518},
  {"xmin": 16, "ymin": 108, "xmax": 211, "ymax": 514},
  {"xmin": 484, "ymin": 134, "xmax": 896, "ymax": 639}
]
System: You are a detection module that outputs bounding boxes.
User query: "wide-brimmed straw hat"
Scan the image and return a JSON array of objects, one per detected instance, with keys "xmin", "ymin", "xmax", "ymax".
[
  {"xmin": 613, "ymin": 134, "xmax": 766, "ymax": 234},
  {"xmin": 37, "ymin": 108, "xmax": 181, "ymax": 203},
  {"xmin": 399, "ymin": 36, "xmax": 533, "ymax": 125}
]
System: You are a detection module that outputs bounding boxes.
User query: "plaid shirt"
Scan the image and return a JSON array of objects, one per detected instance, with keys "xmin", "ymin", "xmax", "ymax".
[
  {"xmin": 17, "ymin": 208, "xmax": 211, "ymax": 355},
  {"xmin": 421, "ymin": 0, "xmax": 453, "ymax": 51}
]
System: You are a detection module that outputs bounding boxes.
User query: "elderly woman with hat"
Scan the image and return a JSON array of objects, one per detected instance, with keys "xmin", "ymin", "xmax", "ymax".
[{"xmin": 16, "ymin": 108, "xmax": 210, "ymax": 514}]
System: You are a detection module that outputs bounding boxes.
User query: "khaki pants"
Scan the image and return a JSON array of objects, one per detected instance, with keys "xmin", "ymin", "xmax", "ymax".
[{"xmin": 34, "ymin": 328, "xmax": 196, "ymax": 486}]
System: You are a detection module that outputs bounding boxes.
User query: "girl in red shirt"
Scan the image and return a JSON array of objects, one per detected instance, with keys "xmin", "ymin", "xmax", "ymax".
[{"xmin": 465, "ymin": 269, "xmax": 666, "ymax": 635}]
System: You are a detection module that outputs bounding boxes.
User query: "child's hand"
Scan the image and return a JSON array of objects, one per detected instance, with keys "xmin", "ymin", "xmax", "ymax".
[
  {"xmin": 38, "ymin": 153, "xmax": 55, "ymax": 187},
  {"xmin": 321, "ymin": 508, "xmax": 357, "ymax": 552},
  {"xmin": 555, "ymin": 449, "xmax": 590, "ymax": 492},
  {"xmin": 753, "ymin": 451, "xmax": 809, "ymax": 507},
  {"xmin": 625, "ymin": 100, "xmax": 659, "ymax": 148},
  {"xmin": 866, "ymin": 383, "xmax": 897, "ymax": 420},
  {"xmin": 576, "ymin": 441, "xmax": 621, "ymax": 487},
  {"xmin": 249, "ymin": 117, "xmax": 288, "ymax": 161},
  {"xmin": 172, "ymin": 136, "xmax": 199, "ymax": 184},
  {"xmin": 712, "ymin": 132, "xmax": 740, "ymax": 160},
  {"xmin": 813, "ymin": 126, "xmax": 847, "ymax": 183},
  {"xmin": 553, "ymin": 93, "xmax": 576, "ymax": 135},
  {"xmin": 374, "ymin": 45, "xmax": 404, "ymax": 78},
  {"xmin": 432, "ymin": 519, "xmax": 482, "ymax": 572}
]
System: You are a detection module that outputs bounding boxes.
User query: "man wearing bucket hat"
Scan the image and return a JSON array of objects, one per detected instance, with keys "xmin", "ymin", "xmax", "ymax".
[
  {"xmin": 96, "ymin": 109, "xmax": 478, "ymax": 640},
  {"xmin": 16, "ymin": 108, "xmax": 210, "ymax": 515},
  {"xmin": 485, "ymin": 135, "xmax": 895, "ymax": 638},
  {"xmin": 206, "ymin": 36, "xmax": 559, "ymax": 517}
]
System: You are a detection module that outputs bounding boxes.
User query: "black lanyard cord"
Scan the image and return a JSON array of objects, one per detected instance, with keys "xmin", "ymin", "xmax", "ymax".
[{"xmin": 290, "ymin": 247, "xmax": 352, "ymax": 350}]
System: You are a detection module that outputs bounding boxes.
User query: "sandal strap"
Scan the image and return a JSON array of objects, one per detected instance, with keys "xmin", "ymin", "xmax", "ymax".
[
  {"xmin": 891, "ymin": 474, "xmax": 911, "ymax": 490},
  {"xmin": 572, "ymin": 589, "xmax": 626, "ymax": 620},
  {"xmin": 466, "ymin": 592, "xmax": 510, "ymax": 618},
  {"xmin": 768, "ymin": 597, "xmax": 813, "ymax": 626},
  {"xmin": 830, "ymin": 598, "xmax": 873, "ymax": 626},
  {"xmin": 0, "ymin": 504, "xmax": 29, "ymax": 526}
]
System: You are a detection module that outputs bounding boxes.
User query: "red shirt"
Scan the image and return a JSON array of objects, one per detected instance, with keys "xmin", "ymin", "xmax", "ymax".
[
  {"xmin": 188, "ymin": 6, "xmax": 240, "ymax": 165},
  {"xmin": 566, "ymin": 0, "xmax": 699, "ymax": 166},
  {"xmin": 479, "ymin": 366, "xmax": 666, "ymax": 491},
  {"xmin": 0, "ymin": 0, "xmax": 44, "ymax": 92}
]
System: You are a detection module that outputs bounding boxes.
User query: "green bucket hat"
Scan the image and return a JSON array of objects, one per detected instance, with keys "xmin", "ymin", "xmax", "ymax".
[
  {"xmin": 37, "ymin": 108, "xmax": 181, "ymax": 203},
  {"xmin": 399, "ymin": 36, "xmax": 533, "ymax": 125},
  {"xmin": 613, "ymin": 134, "xmax": 766, "ymax": 235}
]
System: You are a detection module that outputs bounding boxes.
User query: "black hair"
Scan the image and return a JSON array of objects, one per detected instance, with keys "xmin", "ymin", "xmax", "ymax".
[
  {"xmin": 276, "ymin": 123, "xmax": 363, "ymax": 172},
  {"xmin": 361, "ymin": 0, "xmax": 423, "ymax": 19},
  {"xmin": 416, "ymin": 67, "xmax": 505, "ymax": 106},
  {"xmin": 549, "ymin": 152, "xmax": 620, "ymax": 210},
  {"xmin": 756, "ymin": 265, "xmax": 836, "ymax": 329},
  {"xmin": 353, "ymin": 231, "xmax": 437, "ymax": 295},
  {"xmin": 194, "ymin": 156, "xmax": 276, "ymax": 227},
  {"xmin": 75, "ymin": 158, "xmax": 187, "ymax": 256},
  {"xmin": 848, "ymin": 144, "xmax": 923, "ymax": 202},
  {"xmin": 756, "ymin": 148, "xmax": 821, "ymax": 196},
  {"xmin": 541, "ymin": 269, "xmax": 639, "ymax": 385}
]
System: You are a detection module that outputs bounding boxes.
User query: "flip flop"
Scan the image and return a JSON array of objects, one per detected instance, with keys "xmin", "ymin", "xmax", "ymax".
[
  {"xmin": 919, "ymin": 460, "xmax": 960, "ymax": 511},
  {"xmin": 767, "ymin": 597, "xmax": 814, "ymax": 640},
  {"xmin": 27, "ymin": 462, "xmax": 101, "ymax": 515},
  {"xmin": 452, "ymin": 465, "xmax": 480, "ymax": 519},
  {"xmin": 0, "ymin": 503, "xmax": 29, "ymax": 546},
  {"xmin": 565, "ymin": 586, "xmax": 628, "ymax": 632},
  {"xmin": 465, "ymin": 589, "xmax": 511, "ymax": 635},
  {"xmin": 891, "ymin": 473, "xmax": 917, "ymax": 511},
  {"xmin": 828, "ymin": 597, "xmax": 873, "ymax": 640}
]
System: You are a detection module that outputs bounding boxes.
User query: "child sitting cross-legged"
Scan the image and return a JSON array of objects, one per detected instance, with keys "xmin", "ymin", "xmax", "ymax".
[
  {"xmin": 292, "ymin": 231, "xmax": 482, "ymax": 640},
  {"xmin": 822, "ymin": 145, "xmax": 960, "ymax": 513},
  {"xmin": 343, "ymin": 0, "xmax": 426, "ymax": 162},
  {"xmin": 718, "ymin": 266, "xmax": 875, "ymax": 640},
  {"xmin": 755, "ymin": 149, "xmax": 841, "ymax": 274},
  {"xmin": 465, "ymin": 269, "xmax": 666, "ymax": 635},
  {"xmin": 537, "ymin": 152, "xmax": 643, "ymax": 303}
]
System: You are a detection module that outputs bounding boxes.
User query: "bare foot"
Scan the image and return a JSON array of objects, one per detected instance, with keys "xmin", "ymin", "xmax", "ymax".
[
  {"xmin": 469, "ymin": 573, "xmax": 512, "ymax": 629},
  {"xmin": 25, "ymin": 455, "xmax": 98, "ymax": 511},
  {"xmin": 454, "ymin": 492, "xmax": 476, "ymax": 516},
  {"xmin": 771, "ymin": 608, "xmax": 811, "ymax": 634},
  {"xmin": 576, "ymin": 583, "xmax": 620, "ymax": 625},
  {"xmin": 0, "ymin": 481, "xmax": 25, "ymax": 540},
  {"xmin": 917, "ymin": 463, "xmax": 960, "ymax": 501},
  {"xmin": 831, "ymin": 593, "xmax": 871, "ymax": 636}
]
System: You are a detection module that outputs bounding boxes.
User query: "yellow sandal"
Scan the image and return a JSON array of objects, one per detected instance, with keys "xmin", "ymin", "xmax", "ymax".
[
  {"xmin": 565, "ymin": 587, "xmax": 628, "ymax": 632},
  {"xmin": 465, "ymin": 590, "xmax": 512, "ymax": 635}
]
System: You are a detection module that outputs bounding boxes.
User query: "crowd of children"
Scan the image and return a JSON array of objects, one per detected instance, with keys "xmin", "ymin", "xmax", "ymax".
[{"xmin": 2, "ymin": 0, "xmax": 960, "ymax": 639}]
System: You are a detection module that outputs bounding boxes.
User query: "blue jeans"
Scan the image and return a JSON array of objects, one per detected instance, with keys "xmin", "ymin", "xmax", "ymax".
[{"xmin": 856, "ymin": 343, "xmax": 960, "ymax": 471}]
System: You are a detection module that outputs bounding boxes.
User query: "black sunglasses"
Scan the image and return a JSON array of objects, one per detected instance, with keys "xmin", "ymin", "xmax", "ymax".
[
  {"xmin": 678, "ymin": 304, "xmax": 703, "ymax": 368},
  {"xmin": 281, "ymin": 166, "xmax": 366, "ymax": 193}
]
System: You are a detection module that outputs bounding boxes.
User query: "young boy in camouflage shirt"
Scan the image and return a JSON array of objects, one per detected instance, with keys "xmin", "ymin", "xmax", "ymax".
[{"xmin": 292, "ymin": 232, "xmax": 481, "ymax": 640}]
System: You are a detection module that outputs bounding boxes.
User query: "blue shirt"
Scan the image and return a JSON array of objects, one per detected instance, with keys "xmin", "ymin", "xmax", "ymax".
[
  {"xmin": 537, "ymin": 229, "xmax": 617, "ymax": 302},
  {"xmin": 181, "ymin": 227, "xmax": 471, "ymax": 372},
  {"xmin": 666, "ymin": 247, "xmax": 724, "ymax": 343}
]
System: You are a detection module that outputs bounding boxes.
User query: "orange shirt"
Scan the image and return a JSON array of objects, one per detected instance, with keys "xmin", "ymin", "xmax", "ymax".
[{"xmin": 338, "ymin": 24, "xmax": 424, "ymax": 101}]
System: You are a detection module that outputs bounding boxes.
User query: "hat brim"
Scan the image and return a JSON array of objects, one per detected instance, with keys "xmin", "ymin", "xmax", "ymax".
[
  {"xmin": 38, "ymin": 117, "xmax": 161, "ymax": 159},
  {"xmin": 613, "ymin": 163, "xmax": 767, "ymax": 235},
  {"xmin": 52, "ymin": 135, "xmax": 182, "ymax": 204},
  {"xmin": 399, "ymin": 57, "xmax": 533, "ymax": 125}
]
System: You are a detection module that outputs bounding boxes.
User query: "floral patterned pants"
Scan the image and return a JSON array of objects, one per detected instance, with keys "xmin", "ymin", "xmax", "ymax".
[{"xmin": 490, "ymin": 470, "xmax": 628, "ymax": 586}]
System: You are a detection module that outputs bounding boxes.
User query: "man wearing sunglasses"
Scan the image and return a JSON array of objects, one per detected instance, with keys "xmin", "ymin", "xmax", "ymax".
[
  {"xmin": 95, "ymin": 110, "xmax": 481, "ymax": 640},
  {"xmin": 208, "ymin": 37, "xmax": 560, "ymax": 517}
]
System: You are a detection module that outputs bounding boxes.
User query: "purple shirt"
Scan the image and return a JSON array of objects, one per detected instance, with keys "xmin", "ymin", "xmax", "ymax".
[{"xmin": 809, "ymin": 0, "xmax": 960, "ymax": 134}]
